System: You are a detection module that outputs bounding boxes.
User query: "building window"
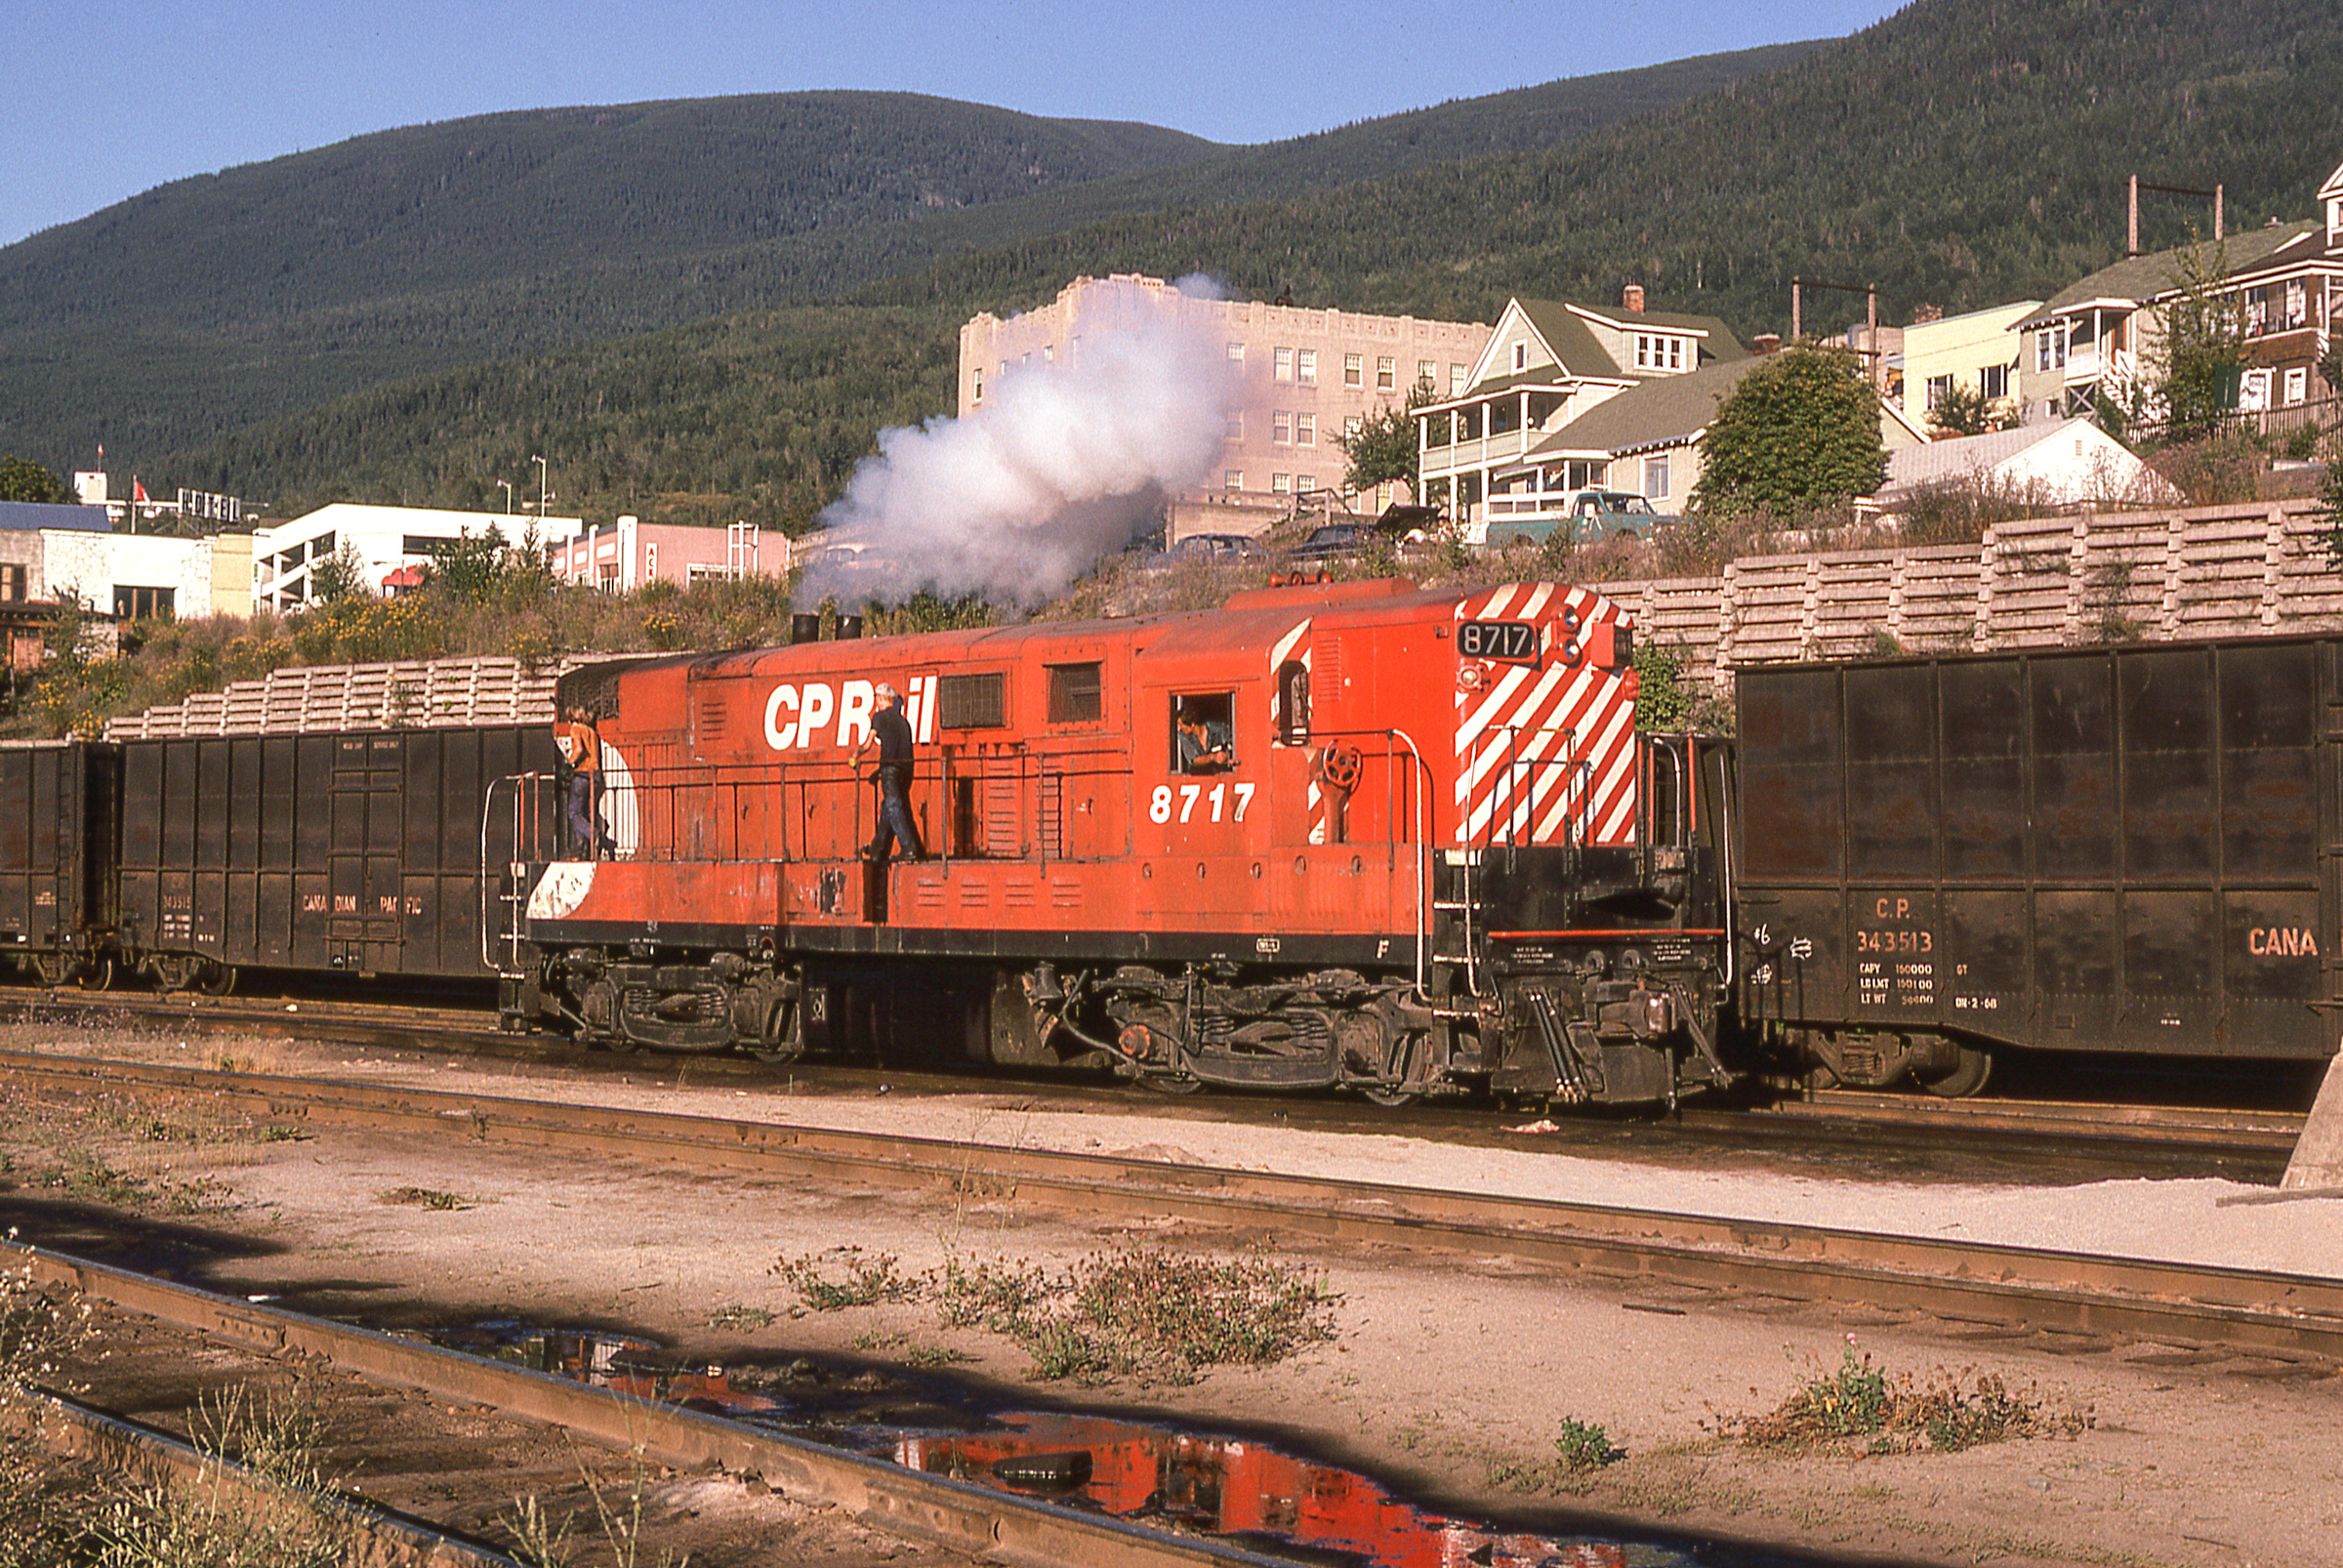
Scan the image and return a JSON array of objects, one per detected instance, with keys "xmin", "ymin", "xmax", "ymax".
[
  {"xmin": 1297, "ymin": 474, "xmax": 1316, "ymax": 493},
  {"xmin": 1225, "ymin": 411, "xmax": 1245, "ymax": 439},
  {"xmin": 1643, "ymin": 455, "xmax": 1671, "ymax": 499},
  {"xmin": 1295, "ymin": 412, "xmax": 1315, "ymax": 446},
  {"xmin": 1272, "ymin": 411, "xmax": 1292, "ymax": 444},
  {"xmin": 1344, "ymin": 415, "xmax": 1363, "ymax": 437},
  {"xmin": 2240, "ymin": 368, "xmax": 2273, "ymax": 412},
  {"xmin": 1418, "ymin": 359, "xmax": 1436, "ymax": 388},
  {"xmin": 1225, "ymin": 471, "xmax": 1244, "ymax": 490},
  {"xmin": 1377, "ymin": 355, "xmax": 1395, "ymax": 390},
  {"xmin": 972, "ymin": 370, "xmax": 983, "ymax": 403},
  {"xmin": 2284, "ymin": 366, "xmax": 2310, "ymax": 405},
  {"xmin": 1272, "ymin": 474, "xmax": 1291, "ymax": 494},
  {"xmin": 0, "ymin": 564, "xmax": 24, "ymax": 601},
  {"xmin": 2244, "ymin": 286, "xmax": 2271, "ymax": 336},
  {"xmin": 1979, "ymin": 362, "xmax": 2008, "ymax": 400},
  {"xmin": 1634, "ymin": 334, "xmax": 1685, "ymax": 371},
  {"xmin": 2285, "ymin": 279, "xmax": 2308, "ymax": 329},
  {"xmin": 1296, "ymin": 349, "xmax": 1317, "ymax": 385},
  {"xmin": 1227, "ymin": 343, "xmax": 1246, "ymax": 366},
  {"xmin": 1512, "ymin": 343, "xmax": 1528, "ymax": 373},
  {"xmin": 1344, "ymin": 353, "xmax": 1363, "ymax": 388},
  {"xmin": 1450, "ymin": 363, "xmax": 1468, "ymax": 394},
  {"xmin": 113, "ymin": 586, "xmax": 176, "ymax": 621},
  {"xmin": 1274, "ymin": 347, "xmax": 1294, "ymax": 382},
  {"xmin": 2035, "ymin": 327, "xmax": 2067, "ymax": 372},
  {"xmin": 1925, "ymin": 374, "xmax": 1954, "ymax": 409}
]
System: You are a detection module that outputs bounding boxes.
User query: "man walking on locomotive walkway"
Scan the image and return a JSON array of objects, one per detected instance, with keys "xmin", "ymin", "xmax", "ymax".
[{"xmin": 852, "ymin": 681, "xmax": 925, "ymax": 863}]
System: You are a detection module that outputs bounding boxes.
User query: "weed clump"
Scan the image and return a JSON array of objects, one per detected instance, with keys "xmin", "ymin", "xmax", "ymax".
[
  {"xmin": 773, "ymin": 1244, "xmax": 1339, "ymax": 1387},
  {"xmin": 771, "ymin": 1248, "xmax": 921, "ymax": 1310},
  {"xmin": 1720, "ymin": 1346, "xmax": 2090, "ymax": 1456},
  {"xmin": 1553, "ymin": 1418, "xmax": 1623, "ymax": 1471}
]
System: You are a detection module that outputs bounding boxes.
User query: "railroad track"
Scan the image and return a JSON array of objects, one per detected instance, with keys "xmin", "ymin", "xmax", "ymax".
[
  {"xmin": 8, "ymin": 1241, "xmax": 1302, "ymax": 1568},
  {"xmin": 0, "ymin": 992, "xmax": 2307, "ymax": 1174},
  {"xmin": 5, "ymin": 1049, "xmax": 2340, "ymax": 1368}
]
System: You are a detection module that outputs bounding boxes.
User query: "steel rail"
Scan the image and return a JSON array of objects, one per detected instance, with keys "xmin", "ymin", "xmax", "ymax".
[
  {"xmin": 8, "ymin": 1241, "xmax": 1304, "ymax": 1568},
  {"xmin": 0, "ymin": 994, "xmax": 2310, "ymax": 1170},
  {"xmin": 7, "ymin": 1050, "xmax": 2341, "ymax": 1364},
  {"xmin": 10, "ymin": 1385, "xmax": 528, "ymax": 1567}
]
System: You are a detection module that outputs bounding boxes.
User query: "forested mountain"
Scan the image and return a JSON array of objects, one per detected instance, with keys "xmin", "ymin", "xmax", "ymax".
[
  {"xmin": 12, "ymin": 0, "xmax": 2343, "ymax": 529},
  {"xmin": 863, "ymin": 0, "xmax": 2343, "ymax": 334},
  {"xmin": 0, "ymin": 47, "xmax": 1816, "ymax": 475}
]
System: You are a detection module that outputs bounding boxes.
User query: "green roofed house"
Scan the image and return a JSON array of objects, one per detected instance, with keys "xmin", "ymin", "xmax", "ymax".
[
  {"xmin": 2011, "ymin": 155, "xmax": 2343, "ymax": 433},
  {"xmin": 1491, "ymin": 349, "xmax": 1928, "ymax": 537},
  {"xmin": 1414, "ymin": 289, "xmax": 1747, "ymax": 543}
]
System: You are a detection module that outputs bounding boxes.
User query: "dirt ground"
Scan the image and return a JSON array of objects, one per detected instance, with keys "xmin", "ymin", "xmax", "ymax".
[{"xmin": 7, "ymin": 1022, "xmax": 2342, "ymax": 1568}]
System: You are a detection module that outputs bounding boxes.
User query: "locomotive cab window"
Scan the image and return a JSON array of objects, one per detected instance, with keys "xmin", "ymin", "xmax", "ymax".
[{"xmin": 1172, "ymin": 693, "xmax": 1236, "ymax": 774}]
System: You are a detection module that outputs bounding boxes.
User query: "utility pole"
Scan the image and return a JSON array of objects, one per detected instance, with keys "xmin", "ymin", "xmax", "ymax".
[
  {"xmin": 2129, "ymin": 174, "xmax": 2224, "ymax": 256},
  {"xmin": 1789, "ymin": 276, "xmax": 1885, "ymax": 391}
]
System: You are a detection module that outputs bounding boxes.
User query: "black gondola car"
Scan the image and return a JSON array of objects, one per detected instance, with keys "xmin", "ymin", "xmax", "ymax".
[
  {"xmin": 1735, "ymin": 637, "xmax": 2340, "ymax": 1093},
  {"xmin": 114, "ymin": 725, "xmax": 557, "ymax": 987},
  {"xmin": 0, "ymin": 740, "xmax": 119, "ymax": 985}
]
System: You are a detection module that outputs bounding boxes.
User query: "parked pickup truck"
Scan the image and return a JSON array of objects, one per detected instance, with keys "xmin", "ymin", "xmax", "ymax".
[{"xmin": 1482, "ymin": 489, "xmax": 1676, "ymax": 549}]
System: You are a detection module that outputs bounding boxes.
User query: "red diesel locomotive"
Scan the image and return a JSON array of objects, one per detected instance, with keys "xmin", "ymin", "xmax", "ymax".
[{"xmin": 495, "ymin": 577, "xmax": 1737, "ymax": 1106}]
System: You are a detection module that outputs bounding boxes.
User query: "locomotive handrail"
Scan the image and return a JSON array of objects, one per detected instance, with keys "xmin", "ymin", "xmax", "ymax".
[{"xmin": 479, "ymin": 770, "xmax": 556, "ymax": 978}]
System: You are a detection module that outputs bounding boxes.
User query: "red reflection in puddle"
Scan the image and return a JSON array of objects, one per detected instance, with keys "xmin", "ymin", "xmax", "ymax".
[
  {"xmin": 457, "ymin": 1328, "xmax": 783, "ymax": 1417},
  {"xmin": 899, "ymin": 1413, "xmax": 1624, "ymax": 1568}
]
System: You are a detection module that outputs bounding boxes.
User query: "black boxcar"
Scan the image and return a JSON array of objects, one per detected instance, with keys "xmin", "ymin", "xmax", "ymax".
[
  {"xmin": 115, "ymin": 725, "xmax": 556, "ymax": 984},
  {"xmin": 0, "ymin": 740, "xmax": 118, "ymax": 983},
  {"xmin": 1736, "ymin": 638, "xmax": 2338, "ymax": 1091}
]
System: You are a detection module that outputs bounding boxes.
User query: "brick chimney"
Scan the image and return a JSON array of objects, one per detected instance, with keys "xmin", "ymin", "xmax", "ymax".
[{"xmin": 1621, "ymin": 283, "xmax": 1646, "ymax": 314}]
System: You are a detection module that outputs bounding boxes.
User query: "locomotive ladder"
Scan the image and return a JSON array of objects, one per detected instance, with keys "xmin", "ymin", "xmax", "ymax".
[{"xmin": 478, "ymin": 772, "xmax": 541, "ymax": 980}]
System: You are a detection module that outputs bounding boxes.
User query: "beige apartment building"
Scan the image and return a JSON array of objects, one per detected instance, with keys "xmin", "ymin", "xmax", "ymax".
[
  {"xmin": 960, "ymin": 274, "xmax": 1491, "ymax": 536},
  {"xmin": 1902, "ymin": 301, "xmax": 2040, "ymax": 425}
]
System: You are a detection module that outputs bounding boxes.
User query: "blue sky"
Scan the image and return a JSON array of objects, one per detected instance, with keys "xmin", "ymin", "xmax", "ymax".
[{"xmin": 3, "ymin": 0, "xmax": 1903, "ymax": 248}]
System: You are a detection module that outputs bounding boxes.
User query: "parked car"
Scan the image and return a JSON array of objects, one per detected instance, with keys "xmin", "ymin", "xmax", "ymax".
[
  {"xmin": 1149, "ymin": 532, "xmax": 1265, "ymax": 568},
  {"xmin": 1287, "ymin": 521, "xmax": 1383, "ymax": 561},
  {"xmin": 1483, "ymin": 490, "xmax": 1676, "ymax": 549}
]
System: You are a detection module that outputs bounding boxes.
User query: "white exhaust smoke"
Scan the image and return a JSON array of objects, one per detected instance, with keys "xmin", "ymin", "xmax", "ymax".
[{"xmin": 801, "ymin": 276, "xmax": 1234, "ymax": 607}]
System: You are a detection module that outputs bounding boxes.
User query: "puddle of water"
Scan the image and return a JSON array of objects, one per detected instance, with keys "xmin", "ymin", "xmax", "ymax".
[
  {"xmin": 418, "ymin": 1324, "xmax": 1711, "ymax": 1567},
  {"xmin": 420, "ymin": 1322, "xmax": 784, "ymax": 1417},
  {"xmin": 894, "ymin": 1412, "xmax": 1666, "ymax": 1568}
]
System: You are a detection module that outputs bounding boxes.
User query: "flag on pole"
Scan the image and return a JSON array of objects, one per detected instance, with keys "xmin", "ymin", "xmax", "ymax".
[{"xmin": 134, "ymin": 478, "xmax": 147, "ymax": 503}]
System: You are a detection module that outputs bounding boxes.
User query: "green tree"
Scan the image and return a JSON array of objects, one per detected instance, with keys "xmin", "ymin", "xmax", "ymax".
[
  {"xmin": 2153, "ymin": 241, "xmax": 2247, "ymax": 445},
  {"xmin": 307, "ymin": 543, "xmax": 371, "ymax": 604},
  {"xmin": 0, "ymin": 457, "xmax": 66, "ymax": 504},
  {"xmin": 1691, "ymin": 348, "xmax": 1887, "ymax": 516},
  {"xmin": 1336, "ymin": 383, "xmax": 1438, "ymax": 493},
  {"xmin": 432, "ymin": 526, "xmax": 514, "ymax": 603},
  {"xmin": 1927, "ymin": 383, "xmax": 1995, "ymax": 436}
]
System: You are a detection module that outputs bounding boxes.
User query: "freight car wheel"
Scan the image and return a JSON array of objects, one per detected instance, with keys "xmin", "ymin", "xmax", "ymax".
[
  {"xmin": 1916, "ymin": 1046, "xmax": 1992, "ymax": 1098},
  {"xmin": 73, "ymin": 958, "xmax": 115, "ymax": 992},
  {"xmin": 198, "ymin": 964, "xmax": 237, "ymax": 998},
  {"xmin": 1360, "ymin": 1087, "xmax": 1419, "ymax": 1107}
]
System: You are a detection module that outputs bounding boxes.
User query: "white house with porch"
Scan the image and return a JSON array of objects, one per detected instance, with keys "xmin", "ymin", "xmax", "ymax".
[{"xmin": 1415, "ymin": 290, "xmax": 1747, "ymax": 539}]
